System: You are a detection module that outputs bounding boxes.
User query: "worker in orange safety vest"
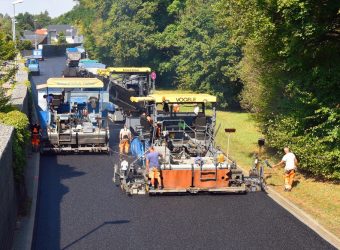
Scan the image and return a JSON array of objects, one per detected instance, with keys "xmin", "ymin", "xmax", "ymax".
[
  {"xmin": 31, "ymin": 123, "xmax": 41, "ymax": 152},
  {"xmin": 119, "ymin": 124, "xmax": 132, "ymax": 155}
]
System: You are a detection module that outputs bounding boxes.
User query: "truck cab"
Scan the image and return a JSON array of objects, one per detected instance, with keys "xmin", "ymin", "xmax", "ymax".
[{"xmin": 32, "ymin": 49, "xmax": 44, "ymax": 61}]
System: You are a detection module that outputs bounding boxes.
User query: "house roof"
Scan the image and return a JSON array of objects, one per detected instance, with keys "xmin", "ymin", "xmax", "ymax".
[
  {"xmin": 23, "ymin": 30, "xmax": 35, "ymax": 36},
  {"xmin": 47, "ymin": 25, "xmax": 77, "ymax": 36},
  {"xmin": 47, "ymin": 24, "xmax": 72, "ymax": 32},
  {"xmin": 21, "ymin": 30, "xmax": 47, "ymax": 44},
  {"xmin": 36, "ymin": 29, "xmax": 48, "ymax": 35}
]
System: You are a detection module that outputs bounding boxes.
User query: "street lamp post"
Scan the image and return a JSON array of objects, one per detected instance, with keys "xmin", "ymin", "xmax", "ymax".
[
  {"xmin": 12, "ymin": 0, "xmax": 24, "ymax": 48},
  {"xmin": 34, "ymin": 19, "xmax": 37, "ymax": 50}
]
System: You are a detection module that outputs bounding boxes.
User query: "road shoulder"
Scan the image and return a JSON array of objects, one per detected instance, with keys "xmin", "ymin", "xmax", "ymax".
[{"xmin": 266, "ymin": 187, "xmax": 340, "ymax": 249}]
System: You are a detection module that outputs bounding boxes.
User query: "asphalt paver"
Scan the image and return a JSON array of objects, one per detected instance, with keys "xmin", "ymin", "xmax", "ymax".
[{"xmin": 32, "ymin": 57, "xmax": 335, "ymax": 250}]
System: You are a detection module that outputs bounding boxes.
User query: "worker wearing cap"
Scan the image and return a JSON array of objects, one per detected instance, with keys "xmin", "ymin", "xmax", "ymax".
[
  {"xmin": 146, "ymin": 146, "xmax": 162, "ymax": 190},
  {"xmin": 119, "ymin": 124, "xmax": 132, "ymax": 155},
  {"xmin": 273, "ymin": 147, "xmax": 298, "ymax": 191}
]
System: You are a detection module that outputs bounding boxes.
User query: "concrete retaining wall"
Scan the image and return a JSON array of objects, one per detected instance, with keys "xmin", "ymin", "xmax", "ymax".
[
  {"xmin": 0, "ymin": 125, "xmax": 16, "ymax": 250},
  {"xmin": 0, "ymin": 63, "xmax": 29, "ymax": 250}
]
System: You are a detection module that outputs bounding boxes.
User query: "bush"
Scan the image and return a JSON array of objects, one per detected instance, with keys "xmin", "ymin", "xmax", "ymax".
[
  {"xmin": 17, "ymin": 40, "xmax": 33, "ymax": 51},
  {"xmin": 266, "ymin": 109, "xmax": 340, "ymax": 179},
  {"xmin": 0, "ymin": 110, "xmax": 30, "ymax": 181}
]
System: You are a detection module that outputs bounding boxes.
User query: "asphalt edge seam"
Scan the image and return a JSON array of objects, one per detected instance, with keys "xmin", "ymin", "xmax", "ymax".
[
  {"xmin": 236, "ymin": 162, "xmax": 340, "ymax": 249},
  {"xmin": 266, "ymin": 187, "xmax": 340, "ymax": 249},
  {"xmin": 25, "ymin": 73, "xmax": 40, "ymax": 250}
]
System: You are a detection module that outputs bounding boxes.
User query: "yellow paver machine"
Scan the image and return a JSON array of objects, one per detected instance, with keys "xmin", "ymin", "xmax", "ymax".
[{"xmin": 113, "ymin": 93, "xmax": 270, "ymax": 195}]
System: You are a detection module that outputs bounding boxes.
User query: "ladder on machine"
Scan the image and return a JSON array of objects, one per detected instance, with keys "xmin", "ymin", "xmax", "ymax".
[{"xmin": 199, "ymin": 162, "xmax": 217, "ymax": 182}]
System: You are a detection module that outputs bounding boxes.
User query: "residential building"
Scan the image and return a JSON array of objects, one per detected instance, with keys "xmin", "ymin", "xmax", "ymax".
[{"xmin": 46, "ymin": 25, "xmax": 83, "ymax": 44}]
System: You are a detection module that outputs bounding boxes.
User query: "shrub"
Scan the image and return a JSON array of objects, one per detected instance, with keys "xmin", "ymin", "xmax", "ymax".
[
  {"xmin": 0, "ymin": 110, "xmax": 30, "ymax": 181},
  {"xmin": 266, "ymin": 109, "xmax": 340, "ymax": 179}
]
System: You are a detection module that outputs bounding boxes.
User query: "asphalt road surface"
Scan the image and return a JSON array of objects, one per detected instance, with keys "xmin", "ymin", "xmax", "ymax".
[{"xmin": 31, "ymin": 57, "xmax": 335, "ymax": 250}]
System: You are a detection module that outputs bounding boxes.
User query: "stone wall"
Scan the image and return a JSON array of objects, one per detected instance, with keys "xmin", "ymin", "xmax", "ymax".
[
  {"xmin": 0, "ymin": 125, "xmax": 16, "ymax": 250},
  {"xmin": 0, "ymin": 63, "xmax": 29, "ymax": 250}
]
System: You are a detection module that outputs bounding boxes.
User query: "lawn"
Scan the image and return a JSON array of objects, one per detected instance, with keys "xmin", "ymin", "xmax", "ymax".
[{"xmin": 155, "ymin": 89, "xmax": 340, "ymax": 239}]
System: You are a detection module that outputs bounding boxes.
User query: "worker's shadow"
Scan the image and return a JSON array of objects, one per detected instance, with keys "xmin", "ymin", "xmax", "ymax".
[{"xmin": 61, "ymin": 220, "xmax": 130, "ymax": 250}]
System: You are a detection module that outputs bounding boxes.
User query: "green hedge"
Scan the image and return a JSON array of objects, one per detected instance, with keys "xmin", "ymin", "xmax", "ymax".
[
  {"xmin": 266, "ymin": 108, "xmax": 340, "ymax": 179},
  {"xmin": 0, "ymin": 110, "xmax": 30, "ymax": 181}
]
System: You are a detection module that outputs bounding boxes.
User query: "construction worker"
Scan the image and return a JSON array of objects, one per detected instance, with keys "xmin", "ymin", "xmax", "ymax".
[
  {"xmin": 119, "ymin": 124, "xmax": 132, "ymax": 155},
  {"xmin": 146, "ymin": 146, "xmax": 162, "ymax": 190},
  {"xmin": 194, "ymin": 104, "xmax": 200, "ymax": 116},
  {"xmin": 162, "ymin": 96, "xmax": 170, "ymax": 114},
  {"xmin": 173, "ymin": 103, "xmax": 180, "ymax": 113},
  {"xmin": 31, "ymin": 123, "xmax": 41, "ymax": 152},
  {"xmin": 273, "ymin": 147, "xmax": 298, "ymax": 191}
]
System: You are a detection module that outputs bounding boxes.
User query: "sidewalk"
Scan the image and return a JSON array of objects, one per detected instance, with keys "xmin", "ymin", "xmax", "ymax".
[
  {"xmin": 12, "ymin": 62, "xmax": 40, "ymax": 250},
  {"xmin": 12, "ymin": 152, "xmax": 40, "ymax": 250}
]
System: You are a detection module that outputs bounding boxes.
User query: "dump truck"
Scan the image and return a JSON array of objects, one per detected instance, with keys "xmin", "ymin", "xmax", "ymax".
[
  {"xmin": 63, "ymin": 47, "xmax": 87, "ymax": 77},
  {"xmin": 37, "ymin": 78, "xmax": 114, "ymax": 153}
]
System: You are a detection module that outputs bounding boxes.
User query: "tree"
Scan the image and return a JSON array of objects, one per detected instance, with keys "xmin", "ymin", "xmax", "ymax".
[
  {"xmin": 0, "ymin": 30, "xmax": 17, "ymax": 111},
  {"xmin": 34, "ymin": 11, "xmax": 52, "ymax": 29},
  {"xmin": 17, "ymin": 40, "xmax": 33, "ymax": 51},
  {"xmin": 0, "ymin": 14, "xmax": 13, "ymax": 38},
  {"xmin": 74, "ymin": 0, "xmax": 242, "ymax": 107},
  {"xmin": 16, "ymin": 12, "xmax": 35, "ymax": 31},
  {"xmin": 216, "ymin": 0, "xmax": 340, "ymax": 178},
  {"xmin": 57, "ymin": 32, "xmax": 67, "ymax": 44}
]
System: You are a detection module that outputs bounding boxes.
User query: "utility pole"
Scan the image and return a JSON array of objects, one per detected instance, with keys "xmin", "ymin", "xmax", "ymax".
[{"xmin": 34, "ymin": 19, "xmax": 37, "ymax": 50}]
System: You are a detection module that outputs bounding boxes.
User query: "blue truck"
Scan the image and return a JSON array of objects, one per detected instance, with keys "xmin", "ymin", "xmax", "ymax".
[{"xmin": 32, "ymin": 49, "xmax": 44, "ymax": 61}]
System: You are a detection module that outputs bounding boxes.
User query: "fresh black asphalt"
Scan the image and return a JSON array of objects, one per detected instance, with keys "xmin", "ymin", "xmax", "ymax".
[{"xmin": 31, "ymin": 57, "xmax": 335, "ymax": 250}]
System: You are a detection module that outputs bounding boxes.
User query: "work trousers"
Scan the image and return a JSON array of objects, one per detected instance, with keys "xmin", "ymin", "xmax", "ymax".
[
  {"xmin": 149, "ymin": 168, "xmax": 161, "ymax": 187},
  {"xmin": 284, "ymin": 169, "xmax": 295, "ymax": 190},
  {"xmin": 31, "ymin": 134, "xmax": 40, "ymax": 147},
  {"xmin": 119, "ymin": 139, "xmax": 130, "ymax": 154}
]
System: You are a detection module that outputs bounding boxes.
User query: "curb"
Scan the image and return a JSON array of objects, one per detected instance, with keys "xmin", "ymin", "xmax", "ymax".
[
  {"xmin": 13, "ymin": 70, "xmax": 41, "ymax": 250},
  {"xmin": 266, "ymin": 187, "xmax": 340, "ymax": 249},
  {"xmin": 14, "ymin": 153, "xmax": 40, "ymax": 250},
  {"xmin": 27, "ymin": 152, "xmax": 39, "ymax": 250},
  {"xmin": 235, "ymin": 162, "xmax": 340, "ymax": 249}
]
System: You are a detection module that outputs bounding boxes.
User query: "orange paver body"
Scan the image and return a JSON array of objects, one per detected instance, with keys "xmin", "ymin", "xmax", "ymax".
[{"xmin": 161, "ymin": 169, "xmax": 230, "ymax": 189}]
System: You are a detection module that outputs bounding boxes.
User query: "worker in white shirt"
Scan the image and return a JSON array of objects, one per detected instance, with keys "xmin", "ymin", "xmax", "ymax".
[
  {"xmin": 273, "ymin": 147, "xmax": 298, "ymax": 191},
  {"xmin": 120, "ymin": 158, "xmax": 129, "ymax": 177},
  {"xmin": 194, "ymin": 104, "xmax": 199, "ymax": 116},
  {"xmin": 119, "ymin": 124, "xmax": 132, "ymax": 154}
]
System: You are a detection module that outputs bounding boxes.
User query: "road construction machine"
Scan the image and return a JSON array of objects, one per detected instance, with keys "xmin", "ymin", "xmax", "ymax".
[
  {"xmin": 98, "ymin": 67, "xmax": 155, "ymax": 122},
  {"xmin": 63, "ymin": 47, "xmax": 88, "ymax": 77},
  {"xmin": 37, "ymin": 78, "xmax": 114, "ymax": 153},
  {"xmin": 111, "ymin": 93, "xmax": 271, "ymax": 195}
]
